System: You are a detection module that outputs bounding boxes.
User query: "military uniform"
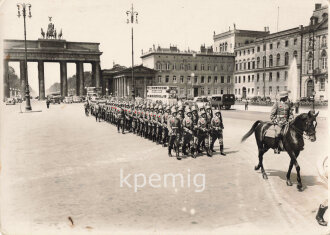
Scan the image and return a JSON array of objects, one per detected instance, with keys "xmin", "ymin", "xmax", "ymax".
[
  {"xmin": 167, "ymin": 107, "xmax": 181, "ymax": 159},
  {"xmin": 210, "ymin": 110, "xmax": 226, "ymax": 155},
  {"xmin": 182, "ymin": 108, "xmax": 195, "ymax": 156},
  {"xmin": 196, "ymin": 111, "xmax": 211, "ymax": 156}
]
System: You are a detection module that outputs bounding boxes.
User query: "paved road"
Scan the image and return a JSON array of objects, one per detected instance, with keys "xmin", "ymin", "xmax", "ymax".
[{"xmin": 1, "ymin": 101, "xmax": 328, "ymax": 235}]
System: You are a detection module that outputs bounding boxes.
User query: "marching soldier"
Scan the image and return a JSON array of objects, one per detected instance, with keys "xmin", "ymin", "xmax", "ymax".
[
  {"xmin": 182, "ymin": 107, "xmax": 195, "ymax": 157},
  {"xmin": 210, "ymin": 110, "xmax": 226, "ymax": 156},
  {"xmin": 167, "ymin": 106, "xmax": 181, "ymax": 160},
  {"xmin": 117, "ymin": 103, "xmax": 125, "ymax": 134},
  {"xmin": 156, "ymin": 105, "xmax": 163, "ymax": 144},
  {"xmin": 270, "ymin": 91, "xmax": 294, "ymax": 154},
  {"xmin": 196, "ymin": 110, "xmax": 211, "ymax": 157},
  {"xmin": 162, "ymin": 105, "xmax": 171, "ymax": 147},
  {"xmin": 144, "ymin": 105, "xmax": 150, "ymax": 139}
]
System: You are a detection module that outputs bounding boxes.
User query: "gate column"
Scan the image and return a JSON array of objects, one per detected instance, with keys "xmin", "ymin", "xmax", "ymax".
[
  {"xmin": 60, "ymin": 61, "xmax": 68, "ymax": 97},
  {"xmin": 77, "ymin": 62, "xmax": 85, "ymax": 96},
  {"xmin": 3, "ymin": 60, "xmax": 10, "ymax": 100},
  {"xmin": 38, "ymin": 61, "xmax": 45, "ymax": 100}
]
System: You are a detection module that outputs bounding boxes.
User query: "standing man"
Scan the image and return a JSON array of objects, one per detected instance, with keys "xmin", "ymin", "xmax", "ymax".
[
  {"xmin": 46, "ymin": 98, "xmax": 50, "ymax": 109},
  {"xmin": 270, "ymin": 91, "xmax": 294, "ymax": 154},
  {"xmin": 167, "ymin": 107, "xmax": 181, "ymax": 160},
  {"xmin": 245, "ymin": 100, "xmax": 249, "ymax": 110},
  {"xmin": 182, "ymin": 107, "xmax": 195, "ymax": 156},
  {"xmin": 197, "ymin": 110, "xmax": 211, "ymax": 157}
]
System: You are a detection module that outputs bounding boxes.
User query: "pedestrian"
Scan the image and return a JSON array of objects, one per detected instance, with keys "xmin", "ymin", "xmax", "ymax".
[
  {"xmin": 46, "ymin": 99, "xmax": 50, "ymax": 109},
  {"xmin": 245, "ymin": 100, "xmax": 249, "ymax": 110}
]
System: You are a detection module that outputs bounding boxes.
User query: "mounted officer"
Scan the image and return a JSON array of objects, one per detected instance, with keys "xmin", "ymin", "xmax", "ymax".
[{"xmin": 270, "ymin": 91, "xmax": 294, "ymax": 154}]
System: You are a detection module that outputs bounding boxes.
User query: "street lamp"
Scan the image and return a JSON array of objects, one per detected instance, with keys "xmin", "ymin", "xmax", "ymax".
[
  {"xmin": 17, "ymin": 3, "xmax": 32, "ymax": 111},
  {"xmin": 126, "ymin": 4, "xmax": 138, "ymax": 100}
]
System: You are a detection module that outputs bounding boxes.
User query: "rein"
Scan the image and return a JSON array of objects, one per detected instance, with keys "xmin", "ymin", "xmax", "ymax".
[{"xmin": 289, "ymin": 118, "xmax": 314, "ymax": 140}]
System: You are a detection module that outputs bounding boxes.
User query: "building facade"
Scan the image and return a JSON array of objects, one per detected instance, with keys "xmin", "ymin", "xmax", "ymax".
[
  {"xmin": 141, "ymin": 45, "xmax": 235, "ymax": 98},
  {"xmin": 231, "ymin": 3, "xmax": 328, "ymax": 101}
]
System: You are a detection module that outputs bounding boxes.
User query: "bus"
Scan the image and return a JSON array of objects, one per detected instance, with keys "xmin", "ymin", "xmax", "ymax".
[
  {"xmin": 146, "ymin": 86, "xmax": 178, "ymax": 105},
  {"xmin": 210, "ymin": 94, "xmax": 235, "ymax": 110}
]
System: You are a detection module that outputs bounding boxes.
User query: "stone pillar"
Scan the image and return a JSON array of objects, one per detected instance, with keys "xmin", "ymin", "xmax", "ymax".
[
  {"xmin": 76, "ymin": 62, "xmax": 80, "ymax": 96},
  {"xmin": 38, "ymin": 61, "xmax": 45, "ymax": 100},
  {"xmin": 20, "ymin": 61, "xmax": 26, "ymax": 97},
  {"xmin": 123, "ymin": 77, "xmax": 126, "ymax": 97},
  {"xmin": 94, "ymin": 61, "xmax": 101, "ymax": 89},
  {"xmin": 77, "ymin": 62, "xmax": 84, "ymax": 96},
  {"xmin": 91, "ymin": 62, "xmax": 96, "ymax": 87},
  {"xmin": 108, "ymin": 79, "xmax": 111, "ymax": 95},
  {"xmin": 3, "ymin": 60, "xmax": 10, "ymax": 100},
  {"xmin": 60, "ymin": 61, "xmax": 68, "ymax": 97},
  {"xmin": 144, "ymin": 77, "xmax": 147, "ymax": 98}
]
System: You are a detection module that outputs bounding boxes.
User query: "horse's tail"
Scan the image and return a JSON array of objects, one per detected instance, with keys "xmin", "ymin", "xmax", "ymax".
[{"xmin": 241, "ymin": 121, "xmax": 262, "ymax": 143}]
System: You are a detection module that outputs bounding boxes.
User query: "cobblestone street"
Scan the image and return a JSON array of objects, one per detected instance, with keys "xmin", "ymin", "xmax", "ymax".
[{"xmin": 1, "ymin": 101, "xmax": 328, "ymax": 234}]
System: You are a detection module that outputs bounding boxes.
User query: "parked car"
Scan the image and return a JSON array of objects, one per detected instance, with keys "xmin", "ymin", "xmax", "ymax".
[
  {"xmin": 193, "ymin": 96, "xmax": 209, "ymax": 108},
  {"xmin": 73, "ymin": 96, "xmax": 82, "ymax": 103},
  {"xmin": 64, "ymin": 96, "xmax": 73, "ymax": 103},
  {"xmin": 5, "ymin": 98, "xmax": 16, "ymax": 105}
]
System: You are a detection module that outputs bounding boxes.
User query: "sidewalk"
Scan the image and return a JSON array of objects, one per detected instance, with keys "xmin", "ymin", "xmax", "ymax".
[{"xmin": 232, "ymin": 104, "xmax": 328, "ymax": 118}]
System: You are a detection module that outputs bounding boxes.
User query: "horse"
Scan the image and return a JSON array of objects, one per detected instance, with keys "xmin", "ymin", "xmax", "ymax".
[{"xmin": 241, "ymin": 111, "xmax": 319, "ymax": 191}]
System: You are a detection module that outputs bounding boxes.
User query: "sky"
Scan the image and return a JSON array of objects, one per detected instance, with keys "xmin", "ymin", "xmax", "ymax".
[{"xmin": 0, "ymin": 0, "xmax": 328, "ymax": 92}]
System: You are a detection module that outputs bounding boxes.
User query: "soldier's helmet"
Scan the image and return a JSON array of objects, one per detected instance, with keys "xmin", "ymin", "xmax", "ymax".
[
  {"xmin": 279, "ymin": 91, "xmax": 289, "ymax": 98},
  {"xmin": 178, "ymin": 106, "xmax": 184, "ymax": 112},
  {"xmin": 191, "ymin": 106, "xmax": 197, "ymax": 112},
  {"xmin": 165, "ymin": 105, "xmax": 171, "ymax": 111},
  {"xmin": 200, "ymin": 110, "xmax": 206, "ymax": 116},
  {"xmin": 158, "ymin": 105, "xmax": 163, "ymax": 111},
  {"xmin": 215, "ymin": 109, "xmax": 221, "ymax": 114},
  {"xmin": 205, "ymin": 104, "xmax": 211, "ymax": 110},
  {"xmin": 185, "ymin": 108, "xmax": 192, "ymax": 114},
  {"xmin": 171, "ymin": 107, "xmax": 177, "ymax": 114}
]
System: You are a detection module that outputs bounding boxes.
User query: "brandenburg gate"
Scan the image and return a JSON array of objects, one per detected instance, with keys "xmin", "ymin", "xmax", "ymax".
[{"xmin": 3, "ymin": 18, "xmax": 103, "ymax": 100}]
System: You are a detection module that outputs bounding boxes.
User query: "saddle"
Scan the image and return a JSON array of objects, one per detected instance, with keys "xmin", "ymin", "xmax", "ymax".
[{"xmin": 264, "ymin": 123, "xmax": 289, "ymax": 151}]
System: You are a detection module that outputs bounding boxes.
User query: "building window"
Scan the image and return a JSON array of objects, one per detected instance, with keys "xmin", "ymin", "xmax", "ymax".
[
  {"xmin": 180, "ymin": 76, "xmax": 184, "ymax": 83},
  {"xmin": 293, "ymin": 50, "xmax": 298, "ymax": 59},
  {"xmin": 276, "ymin": 86, "xmax": 280, "ymax": 93},
  {"xmin": 294, "ymin": 38, "xmax": 297, "ymax": 45},
  {"xmin": 284, "ymin": 52, "xmax": 289, "ymax": 66},
  {"xmin": 166, "ymin": 63, "xmax": 170, "ymax": 70},
  {"xmin": 187, "ymin": 64, "xmax": 191, "ymax": 70},
  {"xmin": 269, "ymin": 86, "xmax": 272, "ymax": 95},
  {"xmin": 214, "ymin": 88, "xmax": 217, "ymax": 94},
  {"xmin": 257, "ymin": 73, "xmax": 260, "ymax": 82},
  {"xmin": 208, "ymin": 76, "xmax": 211, "ymax": 83},
  {"xmin": 252, "ymin": 61, "xmax": 255, "ymax": 69},
  {"xmin": 257, "ymin": 87, "xmax": 259, "ymax": 95},
  {"xmin": 180, "ymin": 64, "xmax": 184, "ymax": 70},
  {"xmin": 263, "ymin": 44, "xmax": 266, "ymax": 51},
  {"xmin": 239, "ymin": 63, "xmax": 242, "ymax": 70},
  {"xmin": 269, "ymin": 55, "xmax": 273, "ymax": 67},
  {"xmin": 276, "ymin": 53, "xmax": 280, "ymax": 66},
  {"xmin": 269, "ymin": 72, "xmax": 272, "ymax": 82},
  {"xmin": 248, "ymin": 88, "xmax": 250, "ymax": 94},
  {"xmin": 215, "ymin": 76, "xmax": 218, "ymax": 83},
  {"xmin": 235, "ymin": 76, "xmax": 237, "ymax": 83},
  {"xmin": 257, "ymin": 57, "xmax": 260, "ymax": 68},
  {"xmin": 194, "ymin": 64, "xmax": 198, "ymax": 70},
  {"xmin": 194, "ymin": 76, "xmax": 198, "ymax": 84},
  {"xmin": 187, "ymin": 89, "xmax": 191, "ymax": 95},
  {"xmin": 221, "ymin": 89, "xmax": 224, "ymax": 94},
  {"xmin": 243, "ymin": 76, "xmax": 246, "ymax": 83},
  {"xmin": 208, "ymin": 88, "xmax": 211, "ymax": 95},
  {"xmin": 173, "ymin": 64, "xmax": 176, "ymax": 70},
  {"xmin": 187, "ymin": 76, "xmax": 191, "ymax": 83},
  {"xmin": 277, "ymin": 41, "xmax": 280, "ymax": 48},
  {"xmin": 235, "ymin": 89, "xmax": 237, "ymax": 95},
  {"xmin": 243, "ymin": 62, "xmax": 246, "ymax": 70},
  {"xmin": 257, "ymin": 46, "xmax": 260, "ymax": 52},
  {"xmin": 238, "ymin": 89, "xmax": 240, "ymax": 95},
  {"xmin": 322, "ymin": 50, "xmax": 327, "ymax": 69},
  {"xmin": 158, "ymin": 75, "xmax": 162, "ymax": 83},
  {"xmin": 263, "ymin": 56, "xmax": 266, "ymax": 68},
  {"xmin": 215, "ymin": 65, "xmax": 218, "ymax": 71},
  {"xmin": 173, "ymin": 75, "xmax": 177, "ymax": 83},
  {"xmin": 227, "ymin": 76, "xmax": 230, "ymax": 83},
  {"xmin": 252, "ymin": 88, "xmax": 254, "ymax": 94},
  {"xmin": 284, "ymin": 71, "xmax": 288, "ymax": 81},
  {"xmin": 165, "ymin": 75, "xmax": 169, "ymax": 83},
  {"xmin": 201, "ymin": 64, "xmax": 205, "ymax": 70},
  {"xmin": 201, "ymin": 87, "xmax": 204, "ymax": 95},
  {"xmin": 308, "ymin": 53, "xmax": 313, "ymax": 71},
  {"xmin": 285, "ymin": 40, "xmax": 289, "ymax": 47},
  {"xmin": 252, "ymin": 75, "xmax": 254, "ymax": 82},
  {"xmin": 201, "ymin": 76, "xmax": 205, "ymax": 83},
  {"xmin": 270, "ymin": 43, "xmax": 273, "ymax": 49},
  {"xmin": 239, "ymin": 76, "xmax": 241, "ymax": 83},
  {"xmin": 207, "ymin": 64, "xmax": 211, "ymax": 70},
  {"xmin": 322, "ymin": 36, "xmax": 327, "ymax": 47},
  {"xmin": 248, "ymin": 62, "xmax": 250, "ymax": 70},
  {"xmin": 276, "ymin": 72, "xmax": 280, "ymax": 81},
  {"xmin": 180, "ymin": 88, "xmax": 184, "ymax": 95},
  {"xmin": 252, "ymin": 48, "xmax": 255, "ymax": 53},
  {"xmin": 221, "ymin": 76, "xmax": 224, "ymax": 83},
  {"xmin": 248, "ymin": 75, "xmax": 250, "ymax": 83},
  {"xmin": 320, "ymin": 78, "xmax": 325, "ymax": 90},
  {"xmin": 156, "ymin": 63, "xmax": 162, "ymax": 70}
]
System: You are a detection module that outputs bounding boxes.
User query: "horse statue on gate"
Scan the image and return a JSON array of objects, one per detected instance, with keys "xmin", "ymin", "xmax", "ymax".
[
  {"xmin": 241, "ymin": 111, "xmax": 319, "ymax": 191},
  {"xmin": 46, "ymin": 16, "xmax": 55, "ymax": 39},
  {"xmin": 40, "ymin": 28, "xmax": 45, "ymax": 39}
]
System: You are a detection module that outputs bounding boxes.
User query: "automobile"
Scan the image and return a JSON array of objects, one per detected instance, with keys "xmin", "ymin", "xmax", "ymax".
[
  {"xmin": 73, "ymin": 96, "xmax": 82, "ymax": 103},
  {"xmin": 5, "ymin": 98, "xmax": 16, "ymax": 105},
  {"xmin": 299, "ymin": 97, "xmax": 309, "ymax": 102},
  {"xmin": 64, "ymin": 96, "xmax": 73, "ymax": 103},
  {"xmin": 193, "ymin": 96, "xmax": 209, "ymax": 108}
]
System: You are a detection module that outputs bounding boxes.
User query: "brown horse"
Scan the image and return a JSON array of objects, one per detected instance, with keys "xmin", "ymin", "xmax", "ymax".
[{"xmin": 241, "ymin": 111, "xmax": 319, "ymax": 191}]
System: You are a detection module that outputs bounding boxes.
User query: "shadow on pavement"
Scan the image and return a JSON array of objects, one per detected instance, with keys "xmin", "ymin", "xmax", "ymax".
[{"xmin": 265, "ymin": 169, "xmax": 323, "ymax": 187}]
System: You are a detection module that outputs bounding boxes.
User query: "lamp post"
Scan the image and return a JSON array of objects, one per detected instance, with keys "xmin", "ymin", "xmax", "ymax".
[
  {"xmin": 126, "ymin": 4, "xmax": 138, "ymax": 101},
  {"xmin": 17, "ymin": 3, "xmax": 32, "ymax": 111}
]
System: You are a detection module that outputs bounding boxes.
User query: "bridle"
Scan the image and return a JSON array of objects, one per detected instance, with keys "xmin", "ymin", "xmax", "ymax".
[{"xmin": 289, "ymin": 117, "xmax": 317, "ymax": 140}]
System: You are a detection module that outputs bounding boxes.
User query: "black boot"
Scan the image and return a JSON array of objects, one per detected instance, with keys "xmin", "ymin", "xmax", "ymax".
[
  {"xmin": 220, "ymin": 145, "xmax": 226, "ymax": 156},
  {"xmin": 210, "ymin": 143, "xmax": 216, "ymax": 152},
  {"xmin": 274, "ymin": 137, "xmax": 280, "ymax": 154},
  {"xmin": 182, "ymin": 146, "xmax": 188, "ymax": 156},
  {"xmin": 206, "ymin": 148, "xmax": 212, "ymax": 157},
  {"xmin": 168, "ymin": 148, "xmax": 172, "ymax": 157},
  {"xmin": 316, "ymin": 204, "xmax": 328, "ymax": 226}
]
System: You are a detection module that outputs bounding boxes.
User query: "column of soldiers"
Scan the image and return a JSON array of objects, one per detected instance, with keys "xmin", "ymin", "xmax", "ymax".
[{"xmin": 85, "ymin": 100, "xmax": 226, "ymax": 160}]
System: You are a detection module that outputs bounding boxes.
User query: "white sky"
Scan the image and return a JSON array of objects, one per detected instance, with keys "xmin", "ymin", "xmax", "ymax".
[{"xmin": 0, "ymin": 0, "xmax": 328, "ymax": 92}]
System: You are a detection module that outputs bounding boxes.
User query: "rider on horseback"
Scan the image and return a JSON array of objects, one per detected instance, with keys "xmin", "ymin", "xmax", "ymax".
[{"xmin": 270, "ymin": 91, "xmax": 294, "ymax": 154}]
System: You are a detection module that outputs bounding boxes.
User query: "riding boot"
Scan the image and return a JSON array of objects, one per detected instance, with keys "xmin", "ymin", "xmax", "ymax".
[
  {"xmin": 206, "ymin": 147, "xmax": 212, "ymax": 157},
  {"xmin": 274, "ymin": 137, "xmax": 280, "ymax": 154},
  {"xmin": 210, "ymin": 142, "xmax": 216, "ymax": 152},
  {"xmin": 168, "ymin": 148, "xmax": 172, "ymax": 157},
  {"xmin": 220, "ymin": 145, "xmax": 226, "ymax": 156},
  {"xmin": 316, "ymin": 204, "xmax": 328, "ymax": 226},
  {"xmin": 182, "ymin": 146, "xmax": 188, "ymax": 155}
]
